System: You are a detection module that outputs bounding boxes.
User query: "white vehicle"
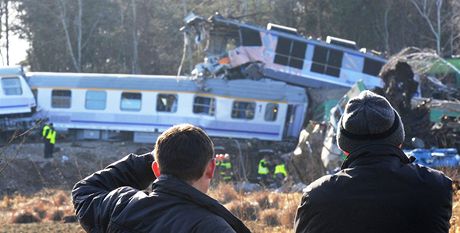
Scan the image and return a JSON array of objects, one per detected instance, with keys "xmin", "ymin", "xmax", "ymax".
[
  {"xmin": 183, "ymin": 13, "xmax": 386, "ymax": 89},
  {"xmin": 28, "ymin": 72, "xmax": 307, "ymax": 142},
  {"xmin": 0, "ymin": 66, "xmax": 36, "ymax": 133}
]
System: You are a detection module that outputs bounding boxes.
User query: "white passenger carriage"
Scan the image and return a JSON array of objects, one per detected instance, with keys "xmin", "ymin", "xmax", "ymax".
[
  {"xmin": 0, "ymin": 66, "xmax": 36, "ymax": 132},
  {"xmin": 28, "ymin": 72, "xmax": 307, "ymax": 142},
  {"xmin": 184, "ymin": 14, "xmax": 386, "ymax": 89}
]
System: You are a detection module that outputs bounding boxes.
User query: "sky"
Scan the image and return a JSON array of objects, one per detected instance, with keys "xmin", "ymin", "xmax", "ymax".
[
  {"xmin": 0, "ymin": 3, "xmax": 28, "ymax": 67},
  {"xmin": 1, "ymin": 33, "xmax": 28, "ymax": 66}
]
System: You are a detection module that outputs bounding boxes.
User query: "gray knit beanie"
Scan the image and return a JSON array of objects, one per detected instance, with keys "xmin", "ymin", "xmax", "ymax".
[{"xmin": 336, "ymin": 90, "xmax": 405, "ymax": 153}]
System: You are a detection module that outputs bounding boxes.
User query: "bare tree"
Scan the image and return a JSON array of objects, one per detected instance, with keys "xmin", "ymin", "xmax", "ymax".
[
  {"xmin": 410, "ymin": 0, "xmax": 443, "ymax": 55},
  {"xmin": 56, "ymin": 0, "xmax": 81, "ymax": 72},
  {"xmin": 55, "ymin": 0, "xmax": 106, "ymax": 72},
  {"xmin": 240, "ymin": 0, "xmax": 247, "ymax": 16},
  {"xmin": 446, "ymin": 0, "xmax": 460, "ymax": 55},
  {"xmin": 76, "ymin": 0, "xmax": 82, "ymax": 71},
  {"xmin": 4, "ymin": 0, "xmax": 9, "ymax": 65},
  {"xmin": 130, "ymin": 0, "xmax": 139, "ymax": 74},
  {"xmin": 0, "ymin": 1, "xmax": 3, "ymax": 65},
  {"xmin": 177, "ymin": 0, "xmax": 193, "ymax": 76},
  {"xmin": 373, "ymin": 0, "xmax": 392, "ymax": 54}
]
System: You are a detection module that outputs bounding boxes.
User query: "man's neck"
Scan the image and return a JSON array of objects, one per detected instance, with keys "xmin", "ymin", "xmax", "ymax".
[{"xmin": 188, "ymin": 178, "xmax": 209, "ymax": 194}]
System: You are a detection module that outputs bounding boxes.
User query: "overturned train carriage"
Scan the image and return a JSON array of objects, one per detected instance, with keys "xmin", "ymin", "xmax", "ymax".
[
  {"xmin": 184, "ymin": 13, "xmax": 386, "ymax": 89},
  {"xmin": 27, "ymin": 72, "xmax": 307, "ymax": 142}
]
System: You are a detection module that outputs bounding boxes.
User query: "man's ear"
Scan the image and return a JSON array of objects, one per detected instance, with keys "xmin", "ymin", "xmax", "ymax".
[
  {"xmin": 205, "ymin": 158, "xmax": 216, "ymax": 179},
  {"xmin": 152, "ymin": 161, "xmax": 161, "ymax": 177}
]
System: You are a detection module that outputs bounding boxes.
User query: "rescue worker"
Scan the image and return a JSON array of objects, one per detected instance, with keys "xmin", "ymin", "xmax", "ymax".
[
  {"xmin": 216, "ymin": 153, "xmax": 233, "ymax": 182},
  {"xmin": 42, "ymin": 123, "xmax": 51, "ymax": 139},
  {"xmin": 257, "ymin": 155, "xmax": 270, "ymax": 185},
  {"xmin": 273, "ymin": 158, "xmax": 287, "ymax": 187},
  {"xmin": 42, "ymin": 123, "xmax": 56, "ymax": 158}
]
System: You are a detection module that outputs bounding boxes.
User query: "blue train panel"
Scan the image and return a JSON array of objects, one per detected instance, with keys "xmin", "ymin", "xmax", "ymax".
[{"xmin": 405, "ymin": 148, "xmax": 460, "ymax": 168}]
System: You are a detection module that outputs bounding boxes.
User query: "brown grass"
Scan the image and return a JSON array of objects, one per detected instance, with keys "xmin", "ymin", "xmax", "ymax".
[
  {"xmin": 254, "ymin": 192, "xmax": 271, "ymax": 209},
  {"xmin": 260, "ymin": 209, "xmax": 280, "ymax": 226},
  {"xmin": 53, "ymin": 191, "xmax": 69, "ymax": 206},
  {"xmin": 0, "ymin": 189, "xmax": 75, "ymax": 225},
  {"xmin": 269, "ymin": 194, "xmax": 281, "ymax": 209},
  {"xmin": 11, "ymin": 211, "xmax": 41, "ymax": 223},
  {"xmin": 49, "ymin": 210, "xmax": 64, "ymax": 221},
  {"xmin": 0, "ymin": 184, "xmax": 458, "ymax": 233},
  {"xmin": 210, "ymin": 182, "xmax": 239, "ymax": 204},
  {"xmin": 209, "ymin": 184, "xmax": 302, "ymax": 231},
  {"xmin": 33, "ymin": 205, "xmax": 47, "ymax": 219},
  {"xmin": 451, "ymin": 190, "xmax": 460, "ymax": 233},
  {"xmin": 225, "ymin": 201, "xmax": 260, "ymax": 221}
]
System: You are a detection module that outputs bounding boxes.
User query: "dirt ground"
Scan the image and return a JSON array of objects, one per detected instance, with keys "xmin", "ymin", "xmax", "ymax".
[{"xmin": 0, "ymin": 141, "xmax": 146, "ymax": 196}]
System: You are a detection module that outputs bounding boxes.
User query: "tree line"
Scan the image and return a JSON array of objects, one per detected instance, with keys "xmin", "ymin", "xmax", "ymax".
[{"xmin": 2, "ymin": 0, "xmax": 459, "ymax": 74}]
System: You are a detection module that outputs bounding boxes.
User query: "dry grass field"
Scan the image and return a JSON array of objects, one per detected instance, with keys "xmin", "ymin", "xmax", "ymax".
[
  {"xmin": 0, "ymin": 183, "xmax": 458, "ymax": 233},
  {"xmin": 0, "ymin": 186, "xmax": 301, "ymax": 233}
]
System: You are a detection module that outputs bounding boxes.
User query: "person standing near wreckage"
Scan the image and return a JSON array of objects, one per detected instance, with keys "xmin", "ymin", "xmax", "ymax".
[
  {"xmin": 72, "ymin": 124, "xmax": 251, "ymax": 233},
  {"xmin": 42, "ymin": 122, "xmax": 56, "ymax": 159},
  {"xmin": 294, "ymin": 91, "xmax": 452, "ymax": 233}
]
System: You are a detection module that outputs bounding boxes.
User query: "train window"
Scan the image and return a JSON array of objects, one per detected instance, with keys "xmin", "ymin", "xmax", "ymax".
[
  {"xmin": 51, "ymin": 90, "xmax": 71, "ymax": 108},
  {"xmin": 311, "ymin": 46, "xmax": 343, "ymax": 77},
  {"xmin": 1, "ymin": 77, "xmax": 22, "ymax": 95},
  {"xmin": 120, "ymin": 92, "xmax": 141, "ymax": 111},
  {"xmin": 274, "ymin": 37, "xmax": 306, "ymax": 69},
  {"xmin": 363, "ymin": 58, "xmax": 384, "ymax": 76},
  {"xmin": 157, "ymin": 94, "xmax": 177, "ymax": 113},
  {"xmin": 85, "ymin": 90, "xmax": 107, "ymax": 110},
  {"xmin": 231, "ymin": 101, "xmax": 255, "ymax": 120},
  {"xmin": 241, "ymin": 27, "xmax": 262, "ymax": 46},
  {"xmin": 193, "ymin": 96, "xmax": 215, "ymax": 116},
  {"xmin": 208, "ymin": 28, "xmax": 240, "ymax": 55},
  {"xmin": 274, "ymin": 37, "xmax": 290, "ymax": 66},
  {"xmin": 264, "ymin": 103, "xmax": 278, "ymax": 121}
]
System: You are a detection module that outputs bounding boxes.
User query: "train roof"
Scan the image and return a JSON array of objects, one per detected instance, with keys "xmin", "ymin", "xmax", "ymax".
[
  {"xmin": 0, "ymin": 66, "xmax": 24, "ymax": 76},
  {"xmin": 26, "ymin": 72, "xmax": 307, "ymax": 103}
]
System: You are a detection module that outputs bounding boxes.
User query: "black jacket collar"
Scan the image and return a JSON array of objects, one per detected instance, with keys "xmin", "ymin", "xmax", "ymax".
[
  {"xmin": 341, "ymin": 144, "xmax": 415, "ymax": 169},
  {"xmin": 153, "ymin": 175, "xmax": 251, "ymax": 233}
]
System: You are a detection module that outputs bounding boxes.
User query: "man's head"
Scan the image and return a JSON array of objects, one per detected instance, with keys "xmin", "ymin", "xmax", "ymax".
[
  {"xmin": 152, "ymin": 124, "xmax": 215, "ymax": 186},
  {"xmin": 336, "ymin": 90, "xmax": 405, "ymax": 153}
]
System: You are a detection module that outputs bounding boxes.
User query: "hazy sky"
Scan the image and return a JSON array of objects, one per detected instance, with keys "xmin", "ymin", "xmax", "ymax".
[
  {"xmin": 2, "ymin": 34, "xmax": 28, "ymax": 66},
  {"xmin": 0, "ymin": 5, "xmax": 28, "ymax": 66}
]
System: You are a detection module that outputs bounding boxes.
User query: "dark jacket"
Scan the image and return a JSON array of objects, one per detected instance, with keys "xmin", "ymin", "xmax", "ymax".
[
  {"xmin": 294, "ymin": 144, "xmax": 452, "ymax": 233},
  {"xmin": 72, "ymin": 153, "xmax": 251, "ymax": 233}
]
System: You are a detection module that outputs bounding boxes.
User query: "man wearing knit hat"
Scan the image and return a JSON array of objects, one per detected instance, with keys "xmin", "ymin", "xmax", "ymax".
[{"xmin": 294, "ymin": 90, "xmax": 452, "ymax": 233}]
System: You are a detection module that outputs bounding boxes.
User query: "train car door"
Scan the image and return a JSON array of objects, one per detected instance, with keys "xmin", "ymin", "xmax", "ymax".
[{"xmin": 283, "ymin": 104, "xmax": 305, "ymax": 138}]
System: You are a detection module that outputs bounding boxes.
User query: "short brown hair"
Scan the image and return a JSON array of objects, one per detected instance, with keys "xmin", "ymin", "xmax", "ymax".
[{"xmin": 154, "ymin": 124, "xmax": 214, "ymax": 181}]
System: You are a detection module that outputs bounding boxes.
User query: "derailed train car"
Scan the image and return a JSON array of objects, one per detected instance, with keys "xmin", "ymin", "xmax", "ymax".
[
  {"xmin": 27, "ymin": 72, "xmax": 307, "ymax": 142},
  {"xmin": 0, "ymin": 66, "xmax": 36, "ymax": 135},
  {"xmin": 182, "ymin": 13, "xmax": 386, "ymax": 89}
]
